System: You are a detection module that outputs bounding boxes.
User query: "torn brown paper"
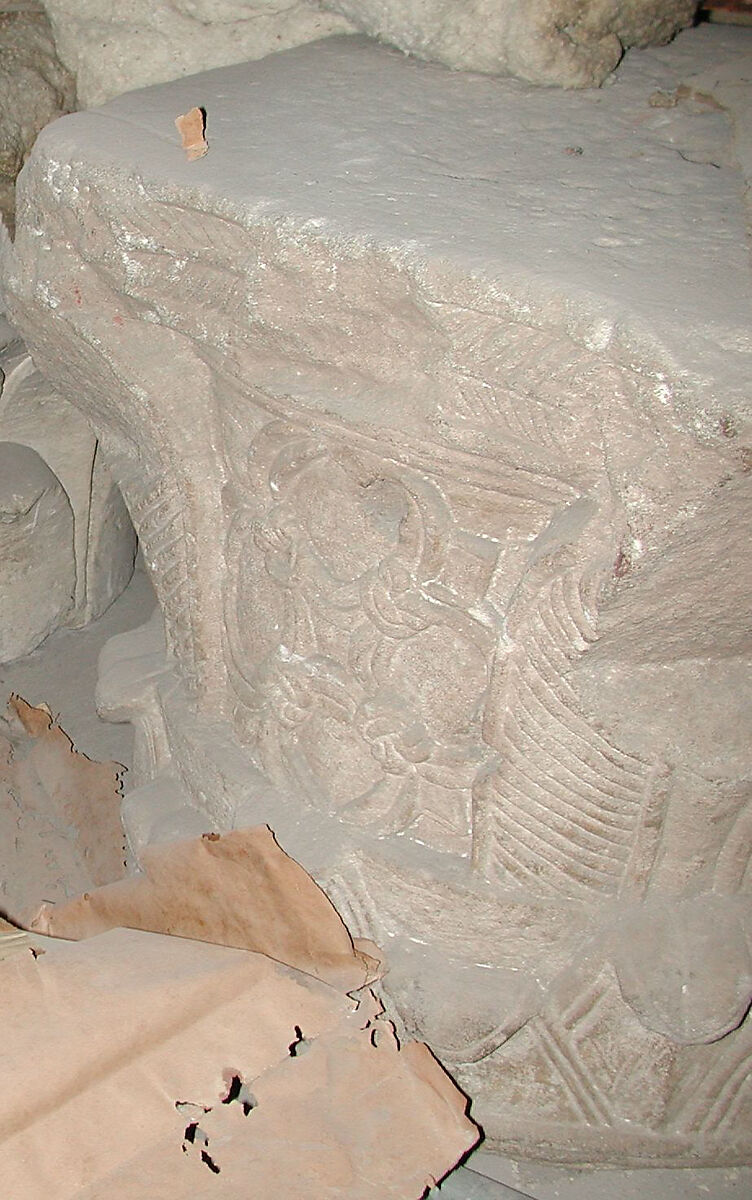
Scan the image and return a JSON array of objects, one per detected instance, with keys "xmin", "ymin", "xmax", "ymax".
[
  {"xmin": 0, "ymin": 927, "xmax": 478, "ymax": 1199},
  {"xmin": 0, "ymin": 916, "xmax": 31, "ymax": 962},
  {"xmin": 175, "ymin": 105, "xmax": 208, "ymax": 159},
  {"xmin": 31, "ymin": 825, "xmax": 380, "ymax": 991},
  {"xmin": 0, "ymin": 694, "xmax": 125, "ymax": 921}
]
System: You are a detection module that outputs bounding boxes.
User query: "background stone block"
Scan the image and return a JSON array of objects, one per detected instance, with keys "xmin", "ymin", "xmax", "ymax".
[
  {"xmin": 320, "ymin": 0, "xmax": 699, "ymax": 87},
  {"xmin": 0, "ymin": 328, "xmax": 137, "ymax": 661},
  {"xmin": 0, "ymin": 4, "xmax": 75, "ymax": 234}
]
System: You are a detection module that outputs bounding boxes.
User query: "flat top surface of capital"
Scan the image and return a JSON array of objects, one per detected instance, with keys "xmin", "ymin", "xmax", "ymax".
[{"xmin": 24, "ymin": 28, "xmax": 751, "ymax": 413}]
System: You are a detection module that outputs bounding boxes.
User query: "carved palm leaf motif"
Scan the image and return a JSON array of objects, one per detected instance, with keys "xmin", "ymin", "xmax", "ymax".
[
  {"xmin": 224, "ymin": 417, "xmax": 501, "ymax": 852},
  {"xmin": 524, "ymin": 965, "xmax": 752, "ymax": 1150},
  {"xmin": 474, "ymin": 567, "xmax": 654, "ymax": 897},
  {"xmin": 613, "ymin": 899, "xmax": 752, "ymax": 1046},
  {"xmin": 715, "ymin": 796, "xmax": 752, "ymax": 895}
]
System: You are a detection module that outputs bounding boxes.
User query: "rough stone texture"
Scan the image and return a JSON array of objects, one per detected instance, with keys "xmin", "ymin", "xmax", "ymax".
[
  {"xmin": 0, "ymin": 442, "xmax": 75, "ymax": 660},
  {"xmin": 42, "ymin": 0, "xmax": 356, "ymax": 109},
  {"xmin": 0, "ymin": 4, "xmax": 75, "ymax": 234},
  {"xmin": 38, "ymin": 0, "xmax": 699, "ymax": 111},
  {"xmin": 3, "ymin": 27, "xmax": 751, "ymax": 1165},
  {"xmin": 0, "ymin": 330, "xmax": 137, "ymax": 661},
  {"xmin": 319, "ymin": 0, "xmax": 699, "ymax": 86}
]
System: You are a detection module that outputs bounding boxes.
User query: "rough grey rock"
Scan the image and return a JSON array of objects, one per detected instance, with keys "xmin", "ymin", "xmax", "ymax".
[
  {"xmin": 0, "ymin": 440, "xmax": 75, "ymax": 660},
  {"xmin": 42, "ymin": 0, "xmax": 355, "ymax": 108},
  {"xmin": 319, "ymin": 0, "xmax": 699, "ymax": 87},
  {"xmin": 39, "ymin": 0, "xmax": 699, "ymax": 111},
  {"xmin": 3, "ymin": 27, "xmax": 751, "ymax": 1165},
  {"xmin": 0, "ymin": 4, "xmax": 76, "ymax": 233},
  {"xmin": 0, "ymin": 331, "xmax": 137, "ymax": 661}
]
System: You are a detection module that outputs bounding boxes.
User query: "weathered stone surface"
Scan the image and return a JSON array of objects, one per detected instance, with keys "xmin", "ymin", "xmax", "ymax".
[
  {"xmin": 40, "ymin": 0, "xmax": 699, "ymax": 107},
  {"xmin": 0, "ymin": 330, "xmax": 137, "ymax": 661},
  {"xmin": 320, "ymin": 0, "xmax": 699, "ymax": 86},
  {"xmin": 42, "ymin": 0, "xmax": 355, "ymax": 108},
  {"xmin": 0, "ymin": 441, "xmax": 74, "ymax": 659},
  {"xmin": 3, "ymin": 28, "xmax": 751, "ymax": 1164},
  {"xmin": 0, "ymin": 4, "xmax": 75, "ymax": 234}
]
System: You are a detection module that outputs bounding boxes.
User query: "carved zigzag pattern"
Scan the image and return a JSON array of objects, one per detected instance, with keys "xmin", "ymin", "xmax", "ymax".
[
  {"xmin": 116, "ymin": 456, "xmax": 196, "ymax": 690},
  {"xmin": 474, "ymin": 572, "xmax": 650, "ymax": 898}
]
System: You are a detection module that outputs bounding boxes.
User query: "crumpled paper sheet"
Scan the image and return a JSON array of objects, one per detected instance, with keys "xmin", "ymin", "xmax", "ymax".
[
  {"xmin": 0, "ymin": 926, "xmax": 478, "ymax": 1198},
  {"xmin": 0, "ymin": 694, "xmax": 125, "ymax": 920},
  {"xmin": 30, "ymin": 825, "xmax": 380, "ymax": 991},
  {"xmin": 0, "ymin": 915, "xmax": 32, "ymax": 961},
  {"xmin": 8, "ymin": 759, "xmax": 476, "ymax": 1194}
]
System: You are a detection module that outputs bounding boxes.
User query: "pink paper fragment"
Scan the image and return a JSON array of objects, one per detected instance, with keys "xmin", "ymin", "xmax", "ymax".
[
  {"xmin": 0, "ymin": 927, "xmax": 478, "ymax": 1198},
  {"xmin": 0, "ymin": 694, "xmax": 125, "ymax": 920}
]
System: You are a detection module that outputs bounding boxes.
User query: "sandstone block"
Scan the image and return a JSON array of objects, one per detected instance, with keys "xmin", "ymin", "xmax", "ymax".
[
  {"xmin": 3, "ymin": 30, "xmax": 751, "ymax": 1163},
  {"xmin": 0, "ymin": 331, "xmax": 137, "ymax": 661},
  {"xmin": 0, "ymin": 440, "xmax": 75, "ymax": 660}
]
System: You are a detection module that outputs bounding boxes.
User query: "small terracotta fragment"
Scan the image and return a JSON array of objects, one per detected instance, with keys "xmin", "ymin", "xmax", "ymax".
[{"xmin": 175, "ymin": 106, "xmax": 208, "ymax": 160}]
